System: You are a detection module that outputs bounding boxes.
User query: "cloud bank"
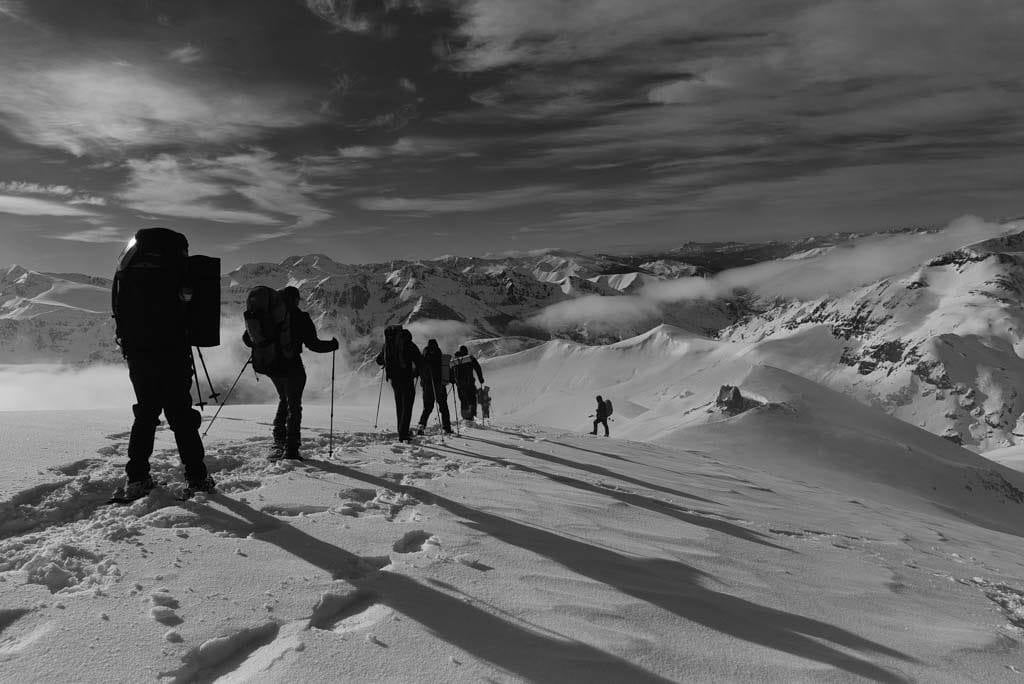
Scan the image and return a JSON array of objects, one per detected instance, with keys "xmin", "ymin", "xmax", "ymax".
[{"xmin": 529, "ymin": 215, "xmax": 1016, "ymax": 329}]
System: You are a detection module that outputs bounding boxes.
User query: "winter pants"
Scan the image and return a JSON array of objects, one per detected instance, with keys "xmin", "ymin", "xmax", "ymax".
[
  {"xmin": 391, "ymin": 377, "xmax": 417, "ymax": 439},
  {"xmin": 419, "ymin": 378, "xmax": 452, "ymax": 431},
  {"xmin": 592, "ymin": 417, "xmax": 609, "ymax": 437},
  {"xmin": 126, "ymin": 349, "xmax": 208, "ymax": 484},
  {"xmin": 270, "ymin": 364, "xmax": 307, "ymax": 455},
  {"xmin": 456, "ymin": 382, "xmax": 478, "ymax": 420}
]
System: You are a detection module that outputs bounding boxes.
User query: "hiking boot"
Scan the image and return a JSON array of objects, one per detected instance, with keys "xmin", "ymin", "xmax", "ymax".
[
  {"xmin": 114, "ymin": 476, "xmax": 155, "ymax": 501},
  {"xmin": 443, "ymin": 427, "xmax": 453, "ymax": 435},
  {"xmin": 283, "ymin": 447, "xmax": 303, "ymax": 461},
  {"xmin": 268, "ymin": 442, "xmax": 286, "ymax": 461},
  {"xmin": 179, "ymin": 475, "xmax": 216, "ymax": 499},
  {"xmin": 417, "ymin": 426, "xmax": 426, "ymax": 436}
]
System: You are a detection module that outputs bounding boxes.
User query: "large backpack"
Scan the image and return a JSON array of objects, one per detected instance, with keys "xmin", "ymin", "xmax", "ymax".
[
  {"xmin": 244, "ymin": 286, "xmax": 295, "ymax": 374},
  {"xmin": 111, "ymin": 228, "xmax": 190, "ymax": 355},
  {"xmin": 382, "ymin": 325, "xmax": 409, "ymax": 378},
  {"xmin": 604, "ymin": 399, "xmax": 614, "ymax": 416},
  {"xmin": 440, "ymin": 353, "xmax": 452, "ymax": 384}
]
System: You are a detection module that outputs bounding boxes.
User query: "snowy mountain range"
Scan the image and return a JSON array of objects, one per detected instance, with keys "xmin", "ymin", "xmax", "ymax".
[
  {"xmin": 2, "ymin": 249, "xmax": 734, "ymax": 366},
  {"xmin": 5, "ymin": 227, "xmax": 1024, "ymax": 449},
  {"xmin": 724, "ymin": 231, "xmax": 1024, "ymax": 449}
]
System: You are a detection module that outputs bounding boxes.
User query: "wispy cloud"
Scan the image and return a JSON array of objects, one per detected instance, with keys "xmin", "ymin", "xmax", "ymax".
[
  {"xmin": 168, "ymin": 44, "xmax": 203, "ymax": 64},
  {"xmin": 120, "ymin": 151, "xmax": 331, "ymax": 232},
  {"xmin": 0, "ymin": 61, "xmax": 319, "ymax": 155},
  {"xmin": 0, "ymin": 194, "xmax": 95, "ymax": 216},
  {"xmin": 358, "ymin": 185, "xmax": 591, "ymax": 213},
  {"xmin": 0, "ymin": 1, "xmax": 26, "ymax": 22},
  {"xmin": 0, "ymin": 181, "xmax": 73, "ymax": 196},
  {"xmin": 303, "ymin": 0, "xmax": 427, "ymax": 33},
  {"xmin": 48, "ymin": 225, "xmax": 127, "ymax": 243},
  {"xmin": 203, "ymin": 149, "xmax": 332, "ymax": 231},
  {"xmin": 0, "ymin": 180, "xmax": 107, "ymax": 208},
  {"xmin": 120, "ymin": 155, "xmax": 280, "ymax": 225}
]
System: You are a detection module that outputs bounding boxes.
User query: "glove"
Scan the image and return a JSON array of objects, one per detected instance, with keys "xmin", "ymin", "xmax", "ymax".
[{"xmin": 330, "ymin": 338, "xmax": 340, "ymax": 352}]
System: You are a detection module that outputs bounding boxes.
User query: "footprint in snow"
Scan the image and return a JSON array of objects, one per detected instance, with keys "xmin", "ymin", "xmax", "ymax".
[
  {"xmin": 309, "ymin": 591, "xmax": 393, "ymax": 635},
  {"xmin": 392, "ymin": 530, "xmax": 438, "ymax": 554}
]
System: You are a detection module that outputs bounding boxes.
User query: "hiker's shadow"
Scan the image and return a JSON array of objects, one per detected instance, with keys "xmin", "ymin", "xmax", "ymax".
[
  {"xmin": 465, "ymin": 434, "xmax": 718, "ymax": 505},
  {"xmin": 437, "ymin": 443, "xmax": 788, "ymax": 551},
  {"xmin": 183, "ymin": 491, "xmax": 673, "ymax": 683},
  {"xmin": 308, "ymin": 460, "xmax": 917, "ymax": 683}
]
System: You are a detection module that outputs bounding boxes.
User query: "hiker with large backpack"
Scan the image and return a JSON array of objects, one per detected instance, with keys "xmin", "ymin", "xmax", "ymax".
[
  {"xmin": 110, "ymin": 228, "xmax": 218, "ymax": 501},
  {"xmin": 590, "ymin": 395, "xmax": 612, "ymax": 437},
  {"xmin": 451, "ymin": 345, "xmax": 484, "ymax": 422},
  {"xmin": 243, "ymin": 285, "xmax": 338, "ymax": 460},
  {"xmin": 375, "ymin": 326, "xmax": 422, "ymax": 442},
  {"xmin": 417, "ymin": 339, "xmax": 453, "ymax": 436}
]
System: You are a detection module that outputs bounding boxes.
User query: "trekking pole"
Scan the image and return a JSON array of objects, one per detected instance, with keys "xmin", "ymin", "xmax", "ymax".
[
  {"xmin": 373, "ymin": 369, "xmax": 384, "ymax": 429},
  {"xmin": 203, "ymin": 356, "xmax": 251, "ymax": 437},
  {"xmin": 195, "ymin": 347, "xmax": 220, "ymax": 403},
  {"xmin": 189, "ymin": 348, "xmax": 207, "ymax": 410},
  {"xmin": 329, "ymin": 349, "xmax": 336, "ymax": 458}
]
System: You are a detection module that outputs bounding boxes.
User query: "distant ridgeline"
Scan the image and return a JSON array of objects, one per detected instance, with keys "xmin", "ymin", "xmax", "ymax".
[{"xmin": 6, "ymin": 228, "xmax": 1024, "ymax": 450}]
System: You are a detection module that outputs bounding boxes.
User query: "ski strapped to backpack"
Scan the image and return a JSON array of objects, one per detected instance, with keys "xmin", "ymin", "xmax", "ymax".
[
  {"xmin": 244, "ymin": 286, "xmax": 296, "ymax": 374},
  {"xmin": 111, "ymin": 228, "xmax": 220, "ymax": 355}
]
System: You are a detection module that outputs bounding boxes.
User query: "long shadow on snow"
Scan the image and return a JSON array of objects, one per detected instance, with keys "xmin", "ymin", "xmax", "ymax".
[
  {"xmin": 543, "ymin": 439, "xmax": 712, "ymax": 479},
  {"xmin": 184, "ymin": 491, "xmax": 672, "ymax": 684},
  {"xmin": 309, "ymin": 460, "xmax": 917, "ymax": 683},
  {"xmin": 466, "ymin": 435, "xmax": 717, "ymax": 505},
  {"xmin": 437, "ymin": 443, "xmax": 788, "ymax": 552}
]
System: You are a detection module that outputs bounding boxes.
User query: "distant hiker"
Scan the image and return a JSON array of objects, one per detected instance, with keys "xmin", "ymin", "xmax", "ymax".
[
  {"xmin": 243, "ymin": 285, "xmax": 338, "ymax": 460},
  {"xmin": 110, "ymin": 228, "xmax": 216, "ymax": 500},
  {"xmin": 591, "ymin": 395, "xmax": 611, "ymax": 437},
  {"xmin": 478, "ymin": 385, "xmax": 492, "ymax": 421},
  {"xmin": 418, "ymin": 339, "xmax": 452, "ymax": 435},
  {"xmin": 375, "ymin": 326, "xmax": 422, "ymax": 442},
  {"xmin": 451, "ymin": 345, "xmax": 484, "ymax": 422}
]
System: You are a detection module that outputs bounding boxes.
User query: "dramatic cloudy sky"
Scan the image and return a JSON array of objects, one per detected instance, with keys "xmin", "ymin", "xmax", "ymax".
[{"xmin": 1, "ymin": 0, "xmax": 1023, "ymax": 273}]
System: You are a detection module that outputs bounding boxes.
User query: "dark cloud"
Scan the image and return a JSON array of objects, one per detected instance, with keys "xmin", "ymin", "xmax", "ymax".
[{"xmin": 1, "ymin": 0, "xmax": 1023, "ymax": 273}]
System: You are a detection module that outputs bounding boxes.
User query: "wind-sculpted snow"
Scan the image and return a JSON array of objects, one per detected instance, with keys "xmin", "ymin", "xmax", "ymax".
[
  {"xmin": 17, "ymin": 227, "xmax": 1024, "ymax": 680},
  {"xmin": 5, "ymin": 400, "xmax": 1024, "ymax": 681}
]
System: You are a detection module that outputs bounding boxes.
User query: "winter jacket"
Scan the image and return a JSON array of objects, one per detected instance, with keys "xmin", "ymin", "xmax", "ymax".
[
  {"xmin": 242, "ymin": 309, "xmax": 337, "ymax": 359},
  {"xmin": 421, "ymin": 344, "xmax": 446, "ymax": 386},
  {"xmin": 595, "ymin": 400, "xmax": 609, "ymax": 420},
  {"xmin": 451, "ymin": 351, "xmax": 484, "ymax": 386}
]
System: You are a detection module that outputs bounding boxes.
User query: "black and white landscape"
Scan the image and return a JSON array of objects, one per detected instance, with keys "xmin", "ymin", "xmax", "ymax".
[{"xmin": 4, "ymin": 1, "xmax": 1024, "ymax": 682}]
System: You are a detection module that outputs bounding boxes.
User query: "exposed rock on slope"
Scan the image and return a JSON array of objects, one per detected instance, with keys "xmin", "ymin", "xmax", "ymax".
[{"xmin": 725, "ymin": 232, "xmax": 1024, "ymax": 449}]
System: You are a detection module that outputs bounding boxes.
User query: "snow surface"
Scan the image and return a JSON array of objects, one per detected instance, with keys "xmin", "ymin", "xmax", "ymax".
[{"xmin": 6, "ymin": 334, "xmax": 1024, "ymax": 681}]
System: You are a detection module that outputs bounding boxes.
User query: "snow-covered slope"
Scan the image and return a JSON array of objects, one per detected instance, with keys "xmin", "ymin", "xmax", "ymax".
[
  {"xmin": 724, "ymin": 231, "xmax": 1024, "ymax": 449},
  {"xmin": 5, "ymin": 369, "xmax": 1024, "ymax": 680},
  {"xmin": 0, "ymin": 266, "xmax": 117, "ymax": 363}
]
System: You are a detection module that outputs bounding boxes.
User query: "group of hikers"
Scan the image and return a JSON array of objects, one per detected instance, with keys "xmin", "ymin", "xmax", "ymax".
[
  {"xmin": 374, "ymin": 327, "xmax": 491, "ymax": 442},
  {"xmin": 108, "ymin": 227, "xmax": 495, "ymax": 503}
]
